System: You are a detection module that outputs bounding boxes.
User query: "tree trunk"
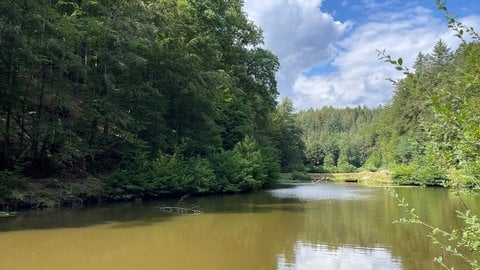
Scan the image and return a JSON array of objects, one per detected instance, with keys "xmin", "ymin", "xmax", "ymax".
[{"xmin": 32, "ymin": 66, "xmax": 46, "ymax": 158}]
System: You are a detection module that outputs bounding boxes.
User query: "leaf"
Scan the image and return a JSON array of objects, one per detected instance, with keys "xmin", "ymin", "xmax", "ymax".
[{"xmin": 397, "ymin": 58, "xmax": 403, "ymax": 66}]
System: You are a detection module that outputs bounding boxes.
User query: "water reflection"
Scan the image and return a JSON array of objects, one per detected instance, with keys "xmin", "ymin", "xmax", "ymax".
[
  {"xmin": 278, "ymin": 243, "xmax": 402, "ymax": 270},
  {"xmin": 0, "ymin": 183, "xmax": 477, "ymax": 270},
  {"xmin": 270, "ymin": 183, "xmax": 373, "ymax": 201}
]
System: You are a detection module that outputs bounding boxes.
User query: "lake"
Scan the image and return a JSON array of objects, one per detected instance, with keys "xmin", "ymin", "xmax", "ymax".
[{"xmin": 0, "ymin": 183, "xmax": 477, "ymax": 270}]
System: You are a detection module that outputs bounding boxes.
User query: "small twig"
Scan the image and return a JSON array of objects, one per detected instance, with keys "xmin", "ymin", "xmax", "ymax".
[{"xmin": 176, "ymin": 194, "xmax": 190, "ymax": 206}]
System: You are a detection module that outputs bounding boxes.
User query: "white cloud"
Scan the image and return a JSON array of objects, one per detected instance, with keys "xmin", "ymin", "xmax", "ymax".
[
  {"xmin": 292, "ymin": 8, "xmax": 480, "ymax": 109},
  {"xmin": 278, "ymin": 243, "xmax": 402, "ymax": 270},
  {"xmin": 244, "ymin": 1, "xmax": 480, "ymax": 110},
  {"xmin": 243, "ymin": 0, "xmax": 352, "ymax": 102},
  {"xmin": 292, "ymin": 7, "xmax": 443, "ymax": 109}
]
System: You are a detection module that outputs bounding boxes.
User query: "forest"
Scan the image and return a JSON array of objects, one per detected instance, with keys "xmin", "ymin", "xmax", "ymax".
[
  {"xmin": 0, "ymin": 0, "xmax": 304, "ymax": 207},
  {"xmin": 1, "ymin": 0, "xmax": 479, "ymax": 209},
  {"xmin": 298, "ymin": 37, "xmax": 480, "ymax": 188}
]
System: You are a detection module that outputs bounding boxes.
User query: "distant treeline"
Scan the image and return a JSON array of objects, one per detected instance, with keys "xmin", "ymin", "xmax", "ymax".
[{"xmin": 297, "ymin": 39, "xmax": 480, "ymax": 187}]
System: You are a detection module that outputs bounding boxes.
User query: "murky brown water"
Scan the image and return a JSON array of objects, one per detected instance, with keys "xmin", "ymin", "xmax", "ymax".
[{"xmin": 0, "ymin": 183, "xmax": 478, "ymax": 270}]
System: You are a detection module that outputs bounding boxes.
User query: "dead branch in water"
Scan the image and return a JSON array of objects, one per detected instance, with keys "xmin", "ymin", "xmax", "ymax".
[
  {"xmin": 154, "ymin": 194, "xmax": 202, "ymax": 215},
  {"xmin": 155, "ymin": 206, "xmax": 202, "ymax": 214}
]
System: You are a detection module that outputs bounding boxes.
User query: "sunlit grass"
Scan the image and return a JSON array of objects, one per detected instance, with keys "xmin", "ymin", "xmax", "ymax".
[{"xmin": 280, "ymin": 171, "xmax": 392, "ymax": 185}]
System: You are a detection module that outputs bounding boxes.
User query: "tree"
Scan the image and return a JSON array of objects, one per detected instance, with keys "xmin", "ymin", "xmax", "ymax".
[
  {"xmin": 323, "ymin": 153, "xmax": 336, "ymax": 172},
  {"xmin": 271, "ymin": 98, "xmax": 305, "ymax": 171},
  {"xmin": 296, "ymin": 106, "xmax": 379, "ymax": 169},
  {"xmin": 0, "ymin": 0, "xmax": 287, "ymax": 205}
]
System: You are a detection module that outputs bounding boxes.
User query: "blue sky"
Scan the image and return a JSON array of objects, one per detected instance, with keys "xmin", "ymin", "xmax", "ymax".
[{"xmin": 243, "ymin": 0, "xmax": 480, "ymax": 110}]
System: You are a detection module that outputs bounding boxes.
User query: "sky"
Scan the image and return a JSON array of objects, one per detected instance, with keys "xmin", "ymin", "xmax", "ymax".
[{"xmin": 243, "ymin": 0, "xmax": 480, "ymax": 110}]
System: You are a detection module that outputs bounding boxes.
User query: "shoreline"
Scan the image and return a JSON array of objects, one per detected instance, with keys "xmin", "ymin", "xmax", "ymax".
[{"xmin": 280, "ymin": 171, "xmax": 393, "ymax": 185}]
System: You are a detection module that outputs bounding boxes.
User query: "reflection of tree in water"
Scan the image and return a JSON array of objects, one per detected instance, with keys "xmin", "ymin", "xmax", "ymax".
[
  {"xmin": 277, "ymin": 186, "xmax": 474, "ymax": 270},
  {"xmin": 0, "ymin": 186, "xmax": 476, "ymax": 270}
]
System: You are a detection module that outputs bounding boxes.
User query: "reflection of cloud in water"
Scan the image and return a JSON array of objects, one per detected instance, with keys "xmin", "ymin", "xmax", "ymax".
[
  {"xmin": 269, "ymin": 184, "xmax": 373, "ymax": 201},
  {"xmin": 278, "ymin": 243, "xmax": 402, "ymax": 270}
]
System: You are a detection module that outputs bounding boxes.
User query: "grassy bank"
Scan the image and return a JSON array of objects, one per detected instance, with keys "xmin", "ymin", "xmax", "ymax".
[
  {"xmin": 0, "ymin": 176, "xmax": 106, "ymax": 210},
  {"xmin": 1, "ymin": 171, "xmax": 393, "ymax": 211},
  {"xmin": 280, "ymin": 171, "xmax": 392, "ymax": 185}
]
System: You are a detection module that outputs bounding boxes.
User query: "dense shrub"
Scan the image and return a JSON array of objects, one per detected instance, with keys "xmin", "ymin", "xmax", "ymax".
[
  {"xmin": 212, "ymin": 137, "xmax": 279, "ymax": 192},
  {"xmin": 306, "ymin": 165, "xmax": 327, "ymax": 173},
  {"xmin": 291, "ymin": 171, "xmax": 311, "ymax": 181},
  {"xmin": 0, "ymin": 170, "xmax": 27, "ymax": 207},
  {"xmin": 364, "ymin": 152, "xmax": 382, "ymax": 172},
  {"xmin": 337, "ymin": 163, "xmax": 357, "ymax": 173},
  {"xmin": 392, "ymin": 164, "xmax": 447, "ymax": 186},
  {"xmin": 323, "ymin": 153, "xmax": 336, "ymax": 172},
  {"xmin": 104, "ymin": 137, "xmax": 281, "ymax": 199}
]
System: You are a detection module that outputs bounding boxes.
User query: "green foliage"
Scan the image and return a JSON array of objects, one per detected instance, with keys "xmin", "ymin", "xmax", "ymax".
[
  {"xmin": 337, "ymin": 151, "xmax": 357, "ymax": 173},
  {"xmin": 392, "ymin": 164, "xmax": 447, "ymax": 186},
  {"xmin": 389, "ymin": 188, "xmax": 480, "ymax": 270},
  {"xmin": 391, "ymin": 165, "xmax": 416, "ymax": 185},
  {"xmin": 364, "ymin": 152, "xmax": 382, "ymax": 172},
  {"xmin": 212, "ymin": 140, "xmax": 261, "ymax": 193},
  {"xmin": 372, "ymin": 24, "xmax": 480, "ymax": 187},
  {"xmin": 385, "ymin": 4, "xmax": 480, "ymax": 268},
  {"xmin": 394, "ymin": 138, "xmax": 424, "ymax": 164},
  {"xmin": 323, "ymin": 153, "xmax": 336, "ymax": 172},
  {"xmin": 297, "ymin": 106, "xmax": 380, "ymax": 170},
  {"xmin": 104, "ymin": 137, "xmax": 280, "ymax": 199},
  {"xmin": 0, "ymin": 170, "xmax": 27, "ymax": 205},
  {"xmin": 104, "ymin": 151, "xmax": 217, "ymax": 199},
  {"xmin": 149, "ymin": 154, "xmax": 216, "ymax": 195},
  {"xmin": 0, "ymin": 0, "xmax": 287, "ymax": 202},
  {"xmin": 391, "ymin": 144, "xmax": 447, "ymax": 186},
  {"xmin": 212, "ymin": 137, "xmax": 279, "ymax": 192},
  {"xmin": 291, "ymin": 171, "xmax": 311, "ymax": 181},
  {"xmin": 271, "ymin": 98, "xmax": 305, "ymax": 172},
  {"xmin": 306, "ymin": 165, "xmax": 327, "ymax": 173}
]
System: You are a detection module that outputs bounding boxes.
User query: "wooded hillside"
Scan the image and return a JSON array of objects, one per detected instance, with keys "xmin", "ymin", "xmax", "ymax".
[
  {"xmin": 297, "ymin": 36, "xmax": 480, "ymax": 187},
  {"xmin": 0, "ymin": 0, "xmax": 305, "ymax": 206}
]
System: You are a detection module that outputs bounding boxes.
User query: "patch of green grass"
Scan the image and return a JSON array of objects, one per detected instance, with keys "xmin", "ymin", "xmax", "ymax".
[{"xmin": 309, "ymin": 171, "xmax": 392, "ymax": 184}]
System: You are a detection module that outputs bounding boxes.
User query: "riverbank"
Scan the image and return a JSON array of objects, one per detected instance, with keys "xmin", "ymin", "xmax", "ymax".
[
  {"xmin": 280, "ymin": 171, "xmax": 393, "ymax": 185},
  {"xmin": 0, "ymin": 176, "xmax": 106, "ymax": 210},
  {"xmin": 0, "ymin": 184, "xmax": 471, "ymax": 270},
  {"xmin": 1, "ymin": 171, "xmax": 393, "ymax": 211}
]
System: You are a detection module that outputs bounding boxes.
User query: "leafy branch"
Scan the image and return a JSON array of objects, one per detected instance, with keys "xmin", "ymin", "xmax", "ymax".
[
  {"xmin": 376, "ymin": 49, "xmax": 409, "ymax": 74},
  {"xmin": 376, "ymin": 49, "xmax": 413, "ymax": 85},
  {"xmin": 388, "ymin": 188, "xmax": 480, "ymax": 270},
  {"xmin": 436, "ymin": 0, "xmax": 480, "ymax": 42}
]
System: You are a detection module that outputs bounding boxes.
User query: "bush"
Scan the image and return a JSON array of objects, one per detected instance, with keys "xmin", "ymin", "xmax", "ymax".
[
  {"xmin": 291, "ymin": 171, "xmax": 311, "ymax": 181},
  {"xmin": 392, "ymin": 164, "xmax": 447, "ymax": 186},
  {"xmin": 413, "ymin": 164, "xmax": 447, "ymax": 186},
  {"xmin": 258, "ymin": 146, "xmax": 281, "ymax": 187},
  {"xmin": 323, "ymin": 153, "xmax": 336, "ymax": 172},
  {"xmin": 306, "ymin": 165, "xmax": 327, "ymax": 173},
  {"xmin": 104, "ymin": 151, "xmax": 218, "ymax": 199},
  {"xmin": 212, "ymin": 137, "xmax": 279, "ymax": 192},
  {"xmin": 146, "ymin": 153, "xmax": 217, "ymax": 196},
  {"xmin": 337, "ymin": 163, "xmax": 357, "ymax": 173},
  {"xmin": 462, "ymin": 160, "xmax": 480, "ymax": 188},
  {"xmin": 392, "ymin": 164, "xmax": 416, "ymax": 185},
  {"xmin": 365, "ymin": 152, "xmax": 382, "ymax": 172},
  {"xmin": 283, "ymin": 162, "xmax": 306, "ymax": 173},
  {"xmin": 0, "ymin": 170, "xmax": 27, "ymax": 207},
  {"xmin": 104, "ymin": 137, "xmax": 282, "ymax": 199}
]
